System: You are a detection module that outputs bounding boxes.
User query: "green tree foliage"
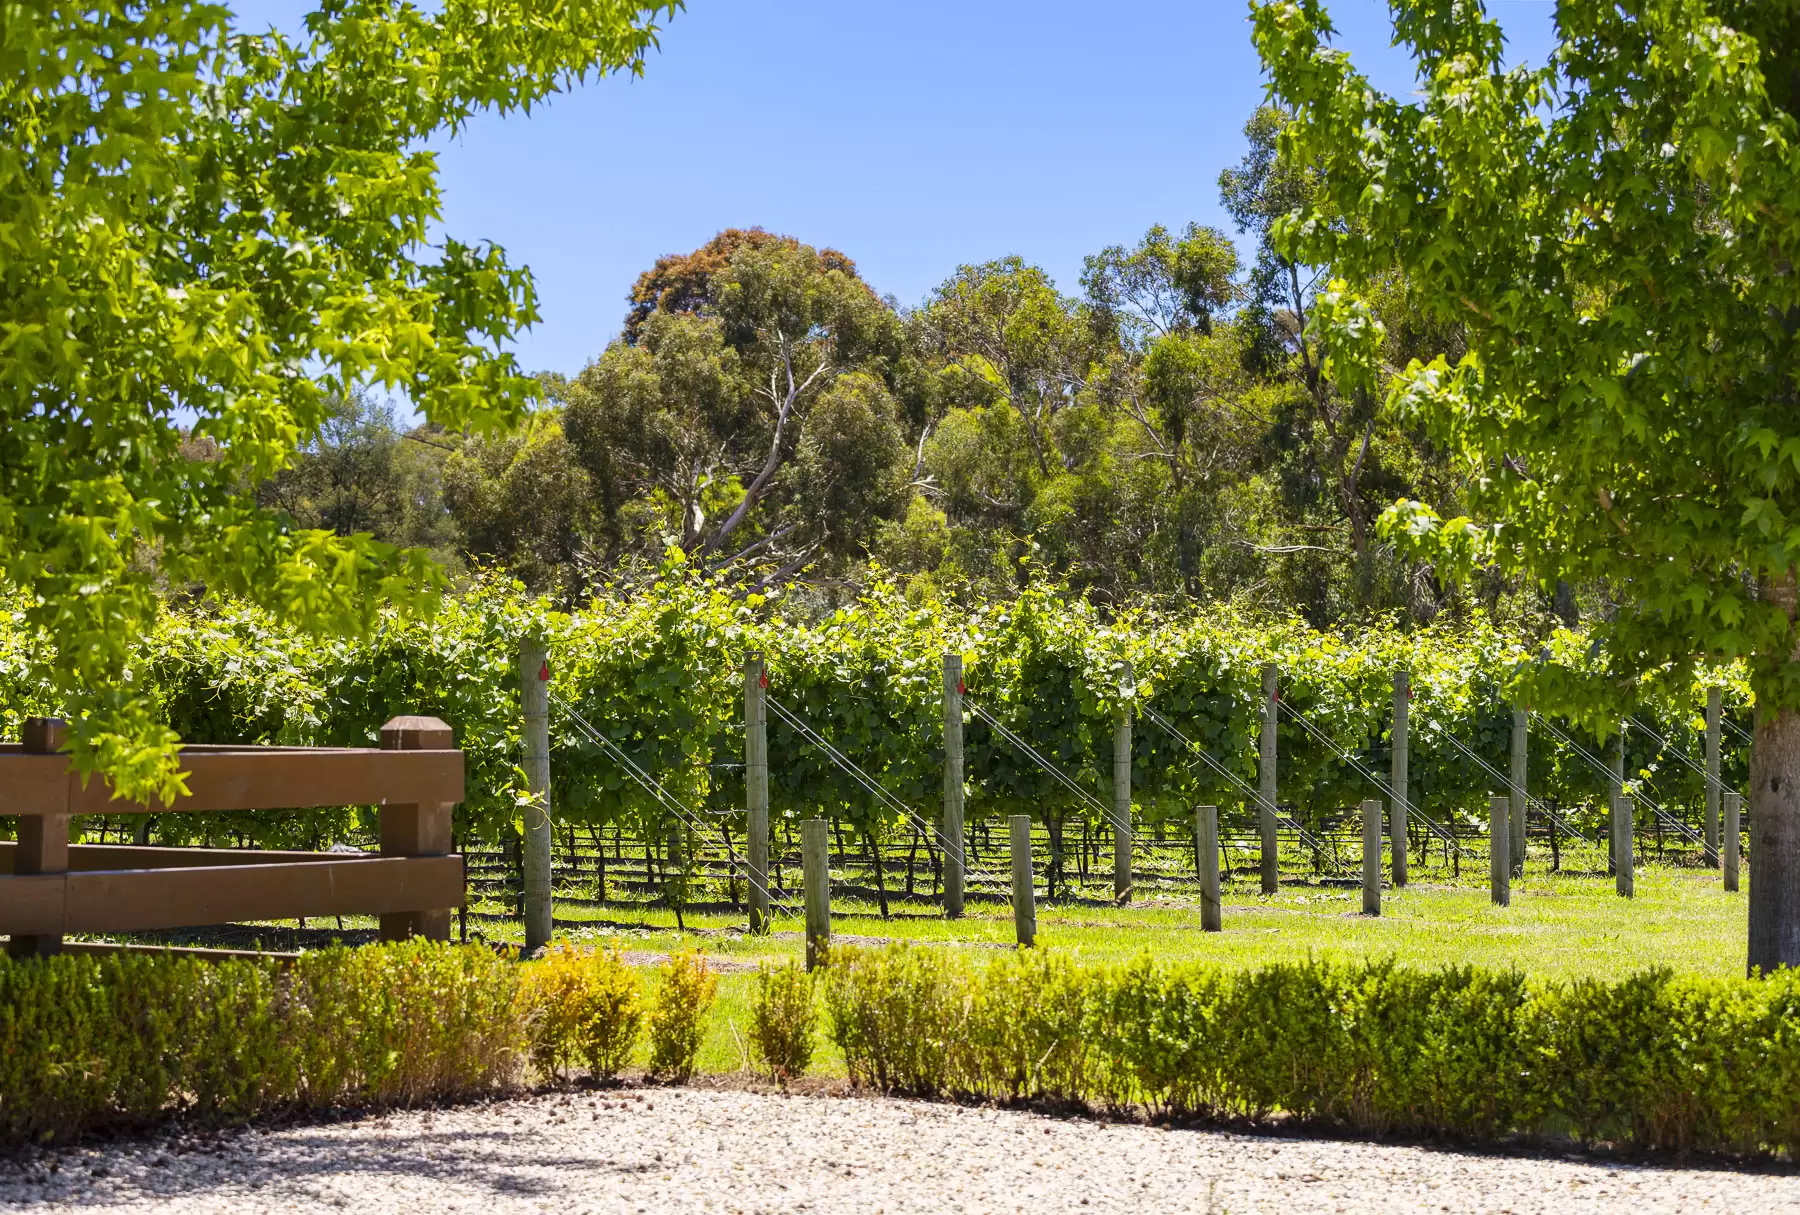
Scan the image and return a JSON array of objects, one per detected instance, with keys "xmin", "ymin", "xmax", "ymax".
[
  {"xmin": 256, "ymin": 389, "xmax": 461, "ymax": 563},
  {"xmin": 1251, "ymin": 0, "xmax": 1800, "ymax": 968},
  {"xmin": 442, "ymin": 414, "xmax": 597, "ymax": 602},
  {"xmin": 561, "ymin": 231, "xmax": 908, "ymax": 585},
  {"xmin": 6, "ymin": 579, "xmax": 1745, "ymax": 874},
  {"xmin": 432, "ymin": 116, "xmax": 1499, "ymax": 618},
  {"xmin": 0, "ymin": 0, "xmax": 677, "ymax": 798}
]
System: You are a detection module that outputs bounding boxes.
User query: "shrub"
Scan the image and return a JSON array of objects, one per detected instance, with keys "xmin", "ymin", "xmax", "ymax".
[
  {"xmin": 817, "ymin": 944, "xmax": 1800, "ymax": 1158},
  {"xmin": 748, "ymin": 962, "xmax": 818, "ymax": 1081},
  {"xmin": 823, "ymin": 944, "xmax": 966, "ymax": 1095},
  {"xmin": 1087, "ymin": 956, "xmax": 1224, "ymax": 1117},
  {"xmin": 0, "ymin": 943, "xmax": 522, "ymax": 1148},
  {"xmin": 964, "ymin": 949, "xmax": 1095, "ymax": 1104},
  {"xmin": 647, "ymin": 950, "xmax": 717, "ymax": 1081},
  {"xmin": 516, "ymin": 946, "xmax": 642, "ymax": 1082}
]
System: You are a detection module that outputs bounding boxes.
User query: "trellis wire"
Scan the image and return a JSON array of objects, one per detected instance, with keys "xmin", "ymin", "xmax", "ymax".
[
  {"xmin": 1626, "ymin": 714, "xmax": 1744, "ymax": 802},
  {"xmin": 964, "ymin": 698, "xmax": 1133, "ymax": 842},
  {"xmin": 1275, "ymin": 698, "xmax": 1466, "ymax": 856},
  {"xmin": 1427, "ymin": 725, "xmax": 1594, "ymax": 845},
  {"xmin": 765, "ymin": 692, "xmax": 1014, "ymax": 903},
  {"xmin": 1136, "ymin": 703, "xmax": 1341, "ymax": 870},
  {"xmin": 552, "ymin": 690, "xmax": 804, "ymax": 918},
  {"xmin": 1530, "ymin": 712, "xmax": 1716, "ymax": 863}
]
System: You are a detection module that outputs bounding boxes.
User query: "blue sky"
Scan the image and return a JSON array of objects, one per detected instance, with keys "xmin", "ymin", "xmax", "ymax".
[{"xmin": 231, "ymin": 0, "xmax": 1558, "ymax": 380}]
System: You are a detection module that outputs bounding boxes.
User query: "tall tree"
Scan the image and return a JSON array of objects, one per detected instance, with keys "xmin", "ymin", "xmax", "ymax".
[
  {"xmin": 624, "ymin": 227, "xmax": 860, "ymax": 344},
  {"xmin": 258, "ymin": 389, "xmax": 460, "ymax": 559},
  {"xmin": 1254, "ymin": 0, "xmax": 1800, "ymax": 970},
  {"xmin": 443, "ymin": 412, "xmax": 595, "ymax": 599},
  {"xmin": 1081, "ymin": 222, "xmax": 1241, "ymax": 348},
  {"xmin": 1220, "ymin": 105, "xmax": 1393, "ymax": 559},
  {"xmin": 567, "ymin": 231, "xmax": 906, "ymax": 582},
  {"xmin": 917, "ymin": 258, "xmax": 1095, "ymax": 480},
  {"xmin": 0, "ymin": 0, "xmax": 677, "ymax": 798}
]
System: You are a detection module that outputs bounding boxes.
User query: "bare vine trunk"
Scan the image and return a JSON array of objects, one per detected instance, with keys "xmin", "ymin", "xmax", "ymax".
[{"xmin": 1749, "ymin": 706, "xmax": 1800, "ymax": 974}]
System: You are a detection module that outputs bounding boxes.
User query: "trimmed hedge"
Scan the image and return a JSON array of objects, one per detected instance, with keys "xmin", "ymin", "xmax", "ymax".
[
  {"xmin": 11, "ymin": 942, "xmax": 1798, "ymax": 1159},
  {"xmin": 821, "ymin": 946, "xmax": 1800, "ymax": 1157},
  {"xmin": 0, "ymin": 943, "xmax": 522, "ymax": 1147}
]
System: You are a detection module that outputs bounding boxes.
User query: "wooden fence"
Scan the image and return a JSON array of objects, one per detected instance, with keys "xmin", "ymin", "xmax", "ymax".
[{"xmin": 0, "ymin": 715, "xmax": 465, "ymax": 959}]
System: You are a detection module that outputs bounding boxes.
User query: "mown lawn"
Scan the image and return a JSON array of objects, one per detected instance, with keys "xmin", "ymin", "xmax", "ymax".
[
  {"xmin": 85, "ymin": 848, "xmax": 1747, "ymax": 1079},
  {"xmin": 490, "ymin": 856, "xmax": 1746, "ymax": 1076}
]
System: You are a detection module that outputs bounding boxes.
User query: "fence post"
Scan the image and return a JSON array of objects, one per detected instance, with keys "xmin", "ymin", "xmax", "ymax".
[
  {"xmin": 1706, "ymin": 687, "xmax": 1722, "ymax": 868},
  {"xmin": 1197, "ymin": 804, "xmax": 1221, "ymax": 932},
  {"xmin": 1260, "ymin": 662, "xmax": 1279, "ymax": 895},
  {"xmin": 1724, "ymin": 791, "xmax": 1741, "ymax": 893},
  {"xmin": 665, "ymin": 817, "xmax": 688, "ymax": 927},
  {"xmin": 1489, "ymin": 795, "xmax": 1510, "ymax": 907},
  {"xmin": 1113, "ymin": 665, "xmax": 1133, "ymax": 905},
  {"xmin": 1391, "ymin": 669, "xmax": 1409, "ymax": 888},
  {"xmin": 1614, "ymin": 794, "xmax": 1635, "ymax": 898},
  {"xmin": 1510, "ymin": 703, "xmax": 1528, "ymax": 877},
  {"xmin": 379, "ymin": 714, "xmax": 458, "ymax": 943},
  {"xmin": 943, "ymin": 653, "xmax": 966, "ymax": 919},
  {"xmin": 803, "ymin": 818, "xmax": 830, "ymax": 970},
  {"xmin": 1360, "ymin": 798, "xmax": 1382, "ymax": 916},
  {"xmin": 1010, "ymin": 814, "xmax": 1037, "ymax": 946},
  {"xmin": 1620, "ymin": 727, "xmax": 1634, "ymax": 878},
  {"xmin": 8, "ymin": 717, "xmax": 70, "ymax": 958},
  {"xmin": 519, "ymin": 638, "xmax": 553, "ymax": 952},
  {"xmin": 746, "ymin": 653, "xmax": 770, "ymax": 932}
]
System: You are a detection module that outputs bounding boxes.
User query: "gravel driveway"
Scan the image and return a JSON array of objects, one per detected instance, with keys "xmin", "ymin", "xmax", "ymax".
[{"xmin": 3, "ymin": 1087, "xmax": 1795, "ymax": 1214}]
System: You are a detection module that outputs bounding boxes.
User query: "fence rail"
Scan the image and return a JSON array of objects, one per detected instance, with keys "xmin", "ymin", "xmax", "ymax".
[{"xmin": 0, "ymin": 715, "xmax": 466, "ymax": 959}]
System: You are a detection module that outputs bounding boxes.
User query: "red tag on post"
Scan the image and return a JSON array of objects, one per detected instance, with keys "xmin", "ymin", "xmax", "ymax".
[
  {"xmin": 759, "ymin": 670, "xmax": 768, "ymax": 689},
  {"xmin": 958, "ymin": 680, "xmax": 965, "ymax": 695},
  {"xmin": 538, "ymin": 661, "xmax": 550, "ymax": 682}
]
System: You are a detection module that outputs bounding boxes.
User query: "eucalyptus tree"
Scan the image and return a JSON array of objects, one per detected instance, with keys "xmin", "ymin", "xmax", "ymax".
[
  {"xmin": 565, "ymin": 232, "xmax": 908, "ymax": 583},
  {"xmin": 1253, "ymin": 0, "xmax": 1800, "ymax": 970}
]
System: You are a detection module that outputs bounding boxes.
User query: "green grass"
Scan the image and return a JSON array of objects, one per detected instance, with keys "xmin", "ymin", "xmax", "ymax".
[
  {"xmin": 87, "ymin": 847, "xmax": 1749, "ymax": 1082},
  {"xmin": 500, "ymin": 862, "xmax": 1744, "ymax": 980},
  {"xmin": 489, "ymin": 856, "xmax": 1748, "ymax": 1078}
]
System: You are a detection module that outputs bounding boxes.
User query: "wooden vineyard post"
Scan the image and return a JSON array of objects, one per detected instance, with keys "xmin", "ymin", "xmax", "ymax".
[
  {"xmin": 1361, "ymin": 798, "xmax": 1381, "ymax": 916},
  {"xmin": 746, "ymin": 653, "xmax": 770, "ymax": 932},
  {"xmin": 379, "ymin": 715, "xmax": 458, "ymax": 943},
  {"xmin": 1011, "ymin": 814, "xmax": 1036, "ymax": 947},
  {"xmin": 1391, "ymin": 669, "xmax": 1409, "ymax": 888},
  {"xmin": 1113, "ymin": 664, "xmax": 1133, "ymax": 905},
  {"xmin": 1724, "ymin": 791, "xmax": 1741, "ymax": 892},
  {"xmin": 1620, "ymin": 727, "xmax": 1634, "ymax": 878},
  {"xmin": 1489, "ymin": 795, "xmax": 1510, "ymax": 907},
  {"xmin": 1260, "ymin": 662, "xmax": 1279, "ymax": 895},
  {"xmin": 9, "ymin": 717, "xmax": 70, "ymax": 958},
  {"xmin": 1615, "ymin": 795, "xmax": 1636, "ymax": 898},
  {"xmin": 1705, "ymin": 687, "xmax": 1722, "ymax": 868},
  {"xmin": 943, "ymin": 653, "xmax": 965, "ymax": 919},
  {"xmin": 1510, "ymin": 704, "xmax": 1528, "ymax": 878},
  {"xmin": 665, "ymin": 818, "xmax": 688, "ymax": 928},
  {"xmin": 802, "ymin": 818, "xmax": 829, "ymax": 970},
  {"xmin": 518, "ymin": 638, "xmax": 553, "ymax": 952},
  {"xmin": 1196, "ymin": 804, "xmax": 1221, "ymax": 932}
]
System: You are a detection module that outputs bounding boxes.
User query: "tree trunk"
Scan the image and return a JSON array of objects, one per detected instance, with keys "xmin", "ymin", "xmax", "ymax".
[
  {"xmin": 866, "ymin": 829, "xmax": 889, "ymax": 919},
  {"xmin": 1749, "ymin": 706, "xmax": 1800, "ymax": 975},
  {"xmin": 720, "ymin": 823, "xmax": 741, "ymax": 910}
]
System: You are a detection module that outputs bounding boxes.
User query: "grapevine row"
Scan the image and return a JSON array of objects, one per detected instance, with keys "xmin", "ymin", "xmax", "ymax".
[{"xmin": 0, "ymin": 575, "xmax": 1754, "ymax": 854}]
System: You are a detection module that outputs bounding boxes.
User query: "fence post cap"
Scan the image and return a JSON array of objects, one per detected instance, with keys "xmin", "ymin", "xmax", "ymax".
[
  {"xmin": 21, "ymin": 717, "xmax": 69, "ymax": 753},
  {"xmin": 379, "ymin": 716, "xmax": 456, "ymax": 750}
]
